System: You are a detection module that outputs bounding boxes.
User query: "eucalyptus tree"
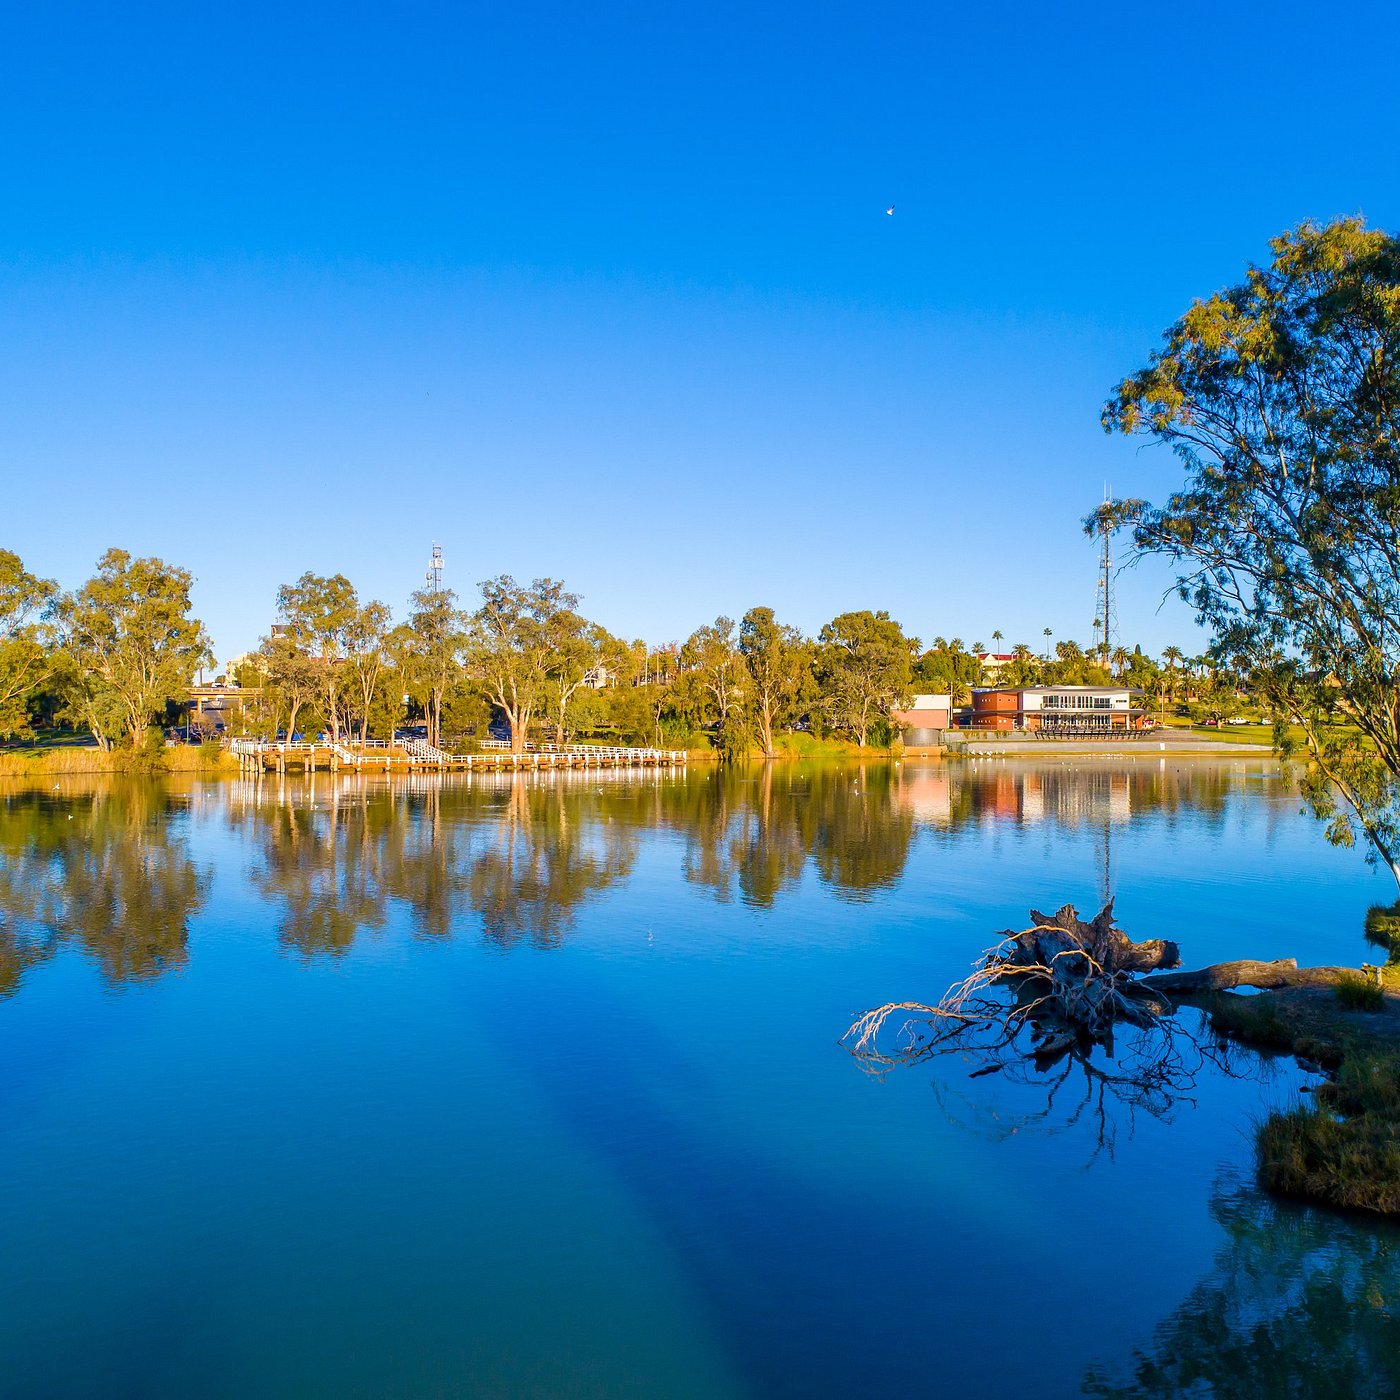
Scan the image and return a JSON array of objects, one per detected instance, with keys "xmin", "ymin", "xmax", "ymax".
[
  {"xmin": 1100, "ymin": 217, "xmax": 1400, "ymax": 887},
  {"xmin": 274, "ymin": 573, "xmax": 356, "ymax": 740},
  {"xmin": 258, "ymin": 631, "xmax": 321, "ymax": 741},
  {"xmin": 543, "ymin": 612, "xmax": 620, "ymax": 747},
  {"xmin": 399, "ymin": 585, "xmax": 467, "ymax": 750},
  {"xmin": 814, "ymin": 609, "xmax": 918, "ymax": 747},
  {"xmin": 57, "ymin": 549, "xmax": 211, "ymax": 749},
  {"xmin": 0, "ymin": 549, "xmax": 56, "ymax": 740},
  {"xmin": 680, "ymin": 615, "xmax": 743, "ymax": 736},
  {"xmin": 344, "ymin": 598, "xmax": 393, "ymax": 743},
  {"xmin": 738, "ymin": 606, "xmax": 810, "ymax": 759},
  {"xmin": 466, "ymin": 575, "xmax": 579, "ymax": 753}
]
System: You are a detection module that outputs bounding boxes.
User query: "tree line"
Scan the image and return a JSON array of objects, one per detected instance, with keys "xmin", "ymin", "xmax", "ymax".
[{"xmin": 0, "ymin": 545, "xmax": 1231, "ymax": 755}]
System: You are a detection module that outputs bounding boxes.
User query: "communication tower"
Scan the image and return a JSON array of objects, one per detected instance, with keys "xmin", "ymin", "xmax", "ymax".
[
  {"xmin": 426, "ymin": 543, "xmax": 444, "ymax": 592},
  {"xmin": 1092, "ymin": 488, "xmax": 1117, "ymax": 669}
]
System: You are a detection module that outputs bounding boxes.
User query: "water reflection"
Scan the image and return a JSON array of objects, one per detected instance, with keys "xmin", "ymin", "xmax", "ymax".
[
  {"xmin": 0, "ymin": 783, "xmax": 208, "ymax": 993},
  {"xmin": 232, "ymin": 773, "xmax": 642, "ymax": 954},
  {"xmin": 0, "ymin": 758, "xmax": 1282, "ymax": 984},
  {"xmin": 1084, "ymin": 1173, "xmax": 1400, "ymax": 1397}
]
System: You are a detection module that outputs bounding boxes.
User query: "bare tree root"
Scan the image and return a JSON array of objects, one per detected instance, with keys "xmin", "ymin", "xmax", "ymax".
[{"xmin": 842, "ymin": 900, "xmax": 1303, "ymax": 1151}]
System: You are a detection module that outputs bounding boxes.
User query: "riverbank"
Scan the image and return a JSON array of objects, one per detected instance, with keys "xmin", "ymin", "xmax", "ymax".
[
  {"xmin": 946, "ymin": 731, "xmax": 1267, "ymax": 757},
  {"xmin": 1201, "ymin": 966, "xmax": 1400, "ymax": 1217},
  {"xmin": 0, "ymin": 745, "xmax": 238, "ymax": 778}
]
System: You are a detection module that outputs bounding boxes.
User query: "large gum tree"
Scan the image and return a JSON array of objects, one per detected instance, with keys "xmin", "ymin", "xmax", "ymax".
[
  {"xmin": 58, "ymin": 549, "xmax": 212, "ymax": 749},
  {"xmin": 0, "ymin": 549, "xmax": 56, "ymax": 741},
  {"xmin": 1100, "ymin": 217, "xmax": 1400, "ymax": 889}
]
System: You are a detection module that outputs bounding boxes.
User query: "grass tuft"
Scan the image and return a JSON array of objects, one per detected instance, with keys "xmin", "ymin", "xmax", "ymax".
[
  {"xmin": 1336, "ymin": 971, "xmax": 1387, "ymax": 1012},
  {"xmin": 1257, "ymin": 1053, "xmax": 1400, "ymax": 1216}
]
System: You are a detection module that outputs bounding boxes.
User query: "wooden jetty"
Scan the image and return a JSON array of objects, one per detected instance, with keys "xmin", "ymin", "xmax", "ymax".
[{"xmin": 228, "ymin": 737, "xmax": 687, "ymax": 775}]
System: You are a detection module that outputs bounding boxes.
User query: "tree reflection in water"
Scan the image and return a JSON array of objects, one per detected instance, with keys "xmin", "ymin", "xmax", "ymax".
[
  {"xmin": 237, "ymin": 772, "xmax": 642, "ymax": 955},
  {"xmin": 668, "ymin": 764, "xmax": 915, "ymax": 907},
  {"xmin": 467, "ymin": 774, "xmax": 640, "ymax": 948},
  {"xmin": 0, "ymin": 760, "xmax": 1279, "ymax": 987},
  {"xmin": 1084, "ymin": 1173, "xmax": 1400, "ymax": 1398},
  {"xmin": 0, "ymin": 782, "xmax": 208, "ymax": 993}
]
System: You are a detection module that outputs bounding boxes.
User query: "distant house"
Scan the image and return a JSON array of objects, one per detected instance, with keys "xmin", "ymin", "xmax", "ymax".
[
  {"xmin": 976, "ymin": 652, "xmax": 1018, "ymax": 674},
  {"xmin": 970, "ymin": 686, "xmax": 1147, "ymax": 733},
  {"xmin": 892, "ymin": 693, "xmax": 953, "ymax": 748}
]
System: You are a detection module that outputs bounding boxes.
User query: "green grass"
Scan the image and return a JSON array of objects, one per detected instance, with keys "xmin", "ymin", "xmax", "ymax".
[
  {"xmin": 1365, "ymin": 903, "xmax": 1400, "ymax": 961},
  {"xmin": 1258, "ymin": 1053, "xmax": 1400, "ymax": 1216},
  {"xmin": 1207, "ymin": 994, "xmax": 1344, "ymax": 1069},
  {"xmin": 1336, "ymin": 971, "xmax": 1387, "ymax": 1012}
]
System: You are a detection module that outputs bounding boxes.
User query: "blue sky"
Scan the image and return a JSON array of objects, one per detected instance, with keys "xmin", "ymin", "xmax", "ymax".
[{"xmin": 3, "ymin": 1, "xmax": 1398, "ymax": 663}]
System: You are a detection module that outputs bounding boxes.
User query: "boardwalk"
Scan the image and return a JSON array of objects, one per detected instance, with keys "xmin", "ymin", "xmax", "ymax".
[{"xmin": 227, "ymin": 737, "xmax": 687, "ymax": 774}]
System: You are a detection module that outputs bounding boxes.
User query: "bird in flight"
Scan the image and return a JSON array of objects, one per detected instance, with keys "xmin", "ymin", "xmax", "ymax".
[{"xmin": 886, "ymin": 204, "xmax": 895, "ymax": 216}]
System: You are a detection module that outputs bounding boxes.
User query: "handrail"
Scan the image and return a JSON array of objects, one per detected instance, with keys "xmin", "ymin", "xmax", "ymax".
[{"xmin": 228, "ymin": 735, "xmax": 686, "ymax": 765}]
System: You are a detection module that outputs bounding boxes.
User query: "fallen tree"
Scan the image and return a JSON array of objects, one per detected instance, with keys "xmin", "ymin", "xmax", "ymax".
[
  {"xmin": 844, "ymin": 901, "xmax": 1392, "ymax": 1140},
  {"xmin": 1141, "ymin": 959, "xmax": 1365, "ymax": 993},
  {"xmin": 844, "ymin": 898, "xmax": 1400, "ymax": 1193}
]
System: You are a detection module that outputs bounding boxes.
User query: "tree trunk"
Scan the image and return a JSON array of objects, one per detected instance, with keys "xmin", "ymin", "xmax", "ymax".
[
  {"xmin": 554, "ymin": 688, "xmax": 568, "ymax": 747},
  {"xmin": 1140, "ymin": 959, "xmax": 1362, "ymax": 993},
  {"xmin": 757, "ymin": 700, "xmax": 776, "ymax": 758}
]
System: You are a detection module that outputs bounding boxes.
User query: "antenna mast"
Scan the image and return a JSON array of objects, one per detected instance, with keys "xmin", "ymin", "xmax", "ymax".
[
  {"xmin": 426, "ymin": 542, "xmax": 444, "ymax": 593},
  {"xmin": 1094, "ymin": 487, "xmax": 1117, "ymax": 669}
]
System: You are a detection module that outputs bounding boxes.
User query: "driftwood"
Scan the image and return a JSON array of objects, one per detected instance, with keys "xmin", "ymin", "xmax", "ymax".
[
  {"xmin": 1141, "ymin": 959, "xmax": 1362, "ymax": 993},
  {"xmin": 998, "ymin": 899, "xmax": 1180, "ymax": 977},
  {"xmin": 844, "ymin": 900, "xmax": 1387, "ymax": 1154},
  {"xmin": 844, "ymin": 900, "xmax": 1385, "ymax": 1072},
  {"xmin": 846, "ymin": 900, "xmax": 1183, "ymax": 1066}
]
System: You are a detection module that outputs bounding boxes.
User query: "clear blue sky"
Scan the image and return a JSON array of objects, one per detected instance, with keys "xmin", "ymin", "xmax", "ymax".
[{"xmin": 3, "ymin": 2, "xmax": 1398, "ymax": 664}]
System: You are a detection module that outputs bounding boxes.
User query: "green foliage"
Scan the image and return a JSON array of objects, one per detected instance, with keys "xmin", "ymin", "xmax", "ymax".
[
  {"xmin": 1258, "ymin": 1053, "xmax": 1400, "ymax": 1216},
  {"xmin": 814, "ymin": 609, "xmax": 917, "ymax": 747},
  {"xmin": 0, "ymin": 548, "xmax": 56, "ymax": 741},
  {"xmin": 57, "ymin": 549, "xmax": 212, "ymax": 750},
  {"xmin": 1103, "ymin": 216, "xmax": 1400, "ymax": 888},
  {"xmin": 274, "ymin": 572, "xmax": 362, "ymax": 741},
  {"xmin": 911, "ymin": 636, "xmax": 979, "ymax": 703},
  {"xmin": 1365, "ymin": 903, "xmax": 1400, "ymax": 963},
  {"xmin": 465, "ymin": 575, "xmax": 579, "ymax": 752},
  {"xmin": 738, "ymin": 607, "xmax": 812, "ymax": 758}
]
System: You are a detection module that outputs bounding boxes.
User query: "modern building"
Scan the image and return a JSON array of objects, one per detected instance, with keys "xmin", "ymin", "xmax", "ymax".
[
  {"xmin": 892, "ymin": 693, "xmax": 953, "ymax": 748},
  {"xmin": 969, "ymin": 685, "xmax": 1147, "ymax": 733}
]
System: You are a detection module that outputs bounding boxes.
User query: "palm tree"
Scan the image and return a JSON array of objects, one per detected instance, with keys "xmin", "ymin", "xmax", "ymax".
[
  {"xmin": 1043, "ymin": 626, "xmax": 1052, "ymax": 660},
  {"xmin": 1111, "ymin": 645, "xmax": 1130, "ymax": 677},
  {"xmin": 1161, "ymin": 645, "xmax": 1184, "ymax": 702},
  {"xmin": 991, "ymin": 629, "xmax": 1003, "ymax": 650}
]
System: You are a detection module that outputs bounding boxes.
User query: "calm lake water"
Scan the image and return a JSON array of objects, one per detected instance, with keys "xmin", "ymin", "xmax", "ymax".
[{"xmin": 3, "ymin": 759, "xmax": 1400, "ymax": 1398}]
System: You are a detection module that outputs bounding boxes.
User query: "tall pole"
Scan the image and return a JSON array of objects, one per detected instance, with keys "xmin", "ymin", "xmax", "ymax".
[{"xmin": 1094, "ymin": 487, "xmax": 1116, "ymax": 670}]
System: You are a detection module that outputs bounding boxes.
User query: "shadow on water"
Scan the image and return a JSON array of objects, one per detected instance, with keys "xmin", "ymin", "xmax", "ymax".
[{"xmin": 1083, "ymin": 1171, "xmax": 1400, "ymax": 1398}]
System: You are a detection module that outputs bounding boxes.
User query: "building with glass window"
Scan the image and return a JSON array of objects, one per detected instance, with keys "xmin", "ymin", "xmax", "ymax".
[{"xmin": 969, "ymin": 686, "xmax": 1146, "ymax": 732}]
